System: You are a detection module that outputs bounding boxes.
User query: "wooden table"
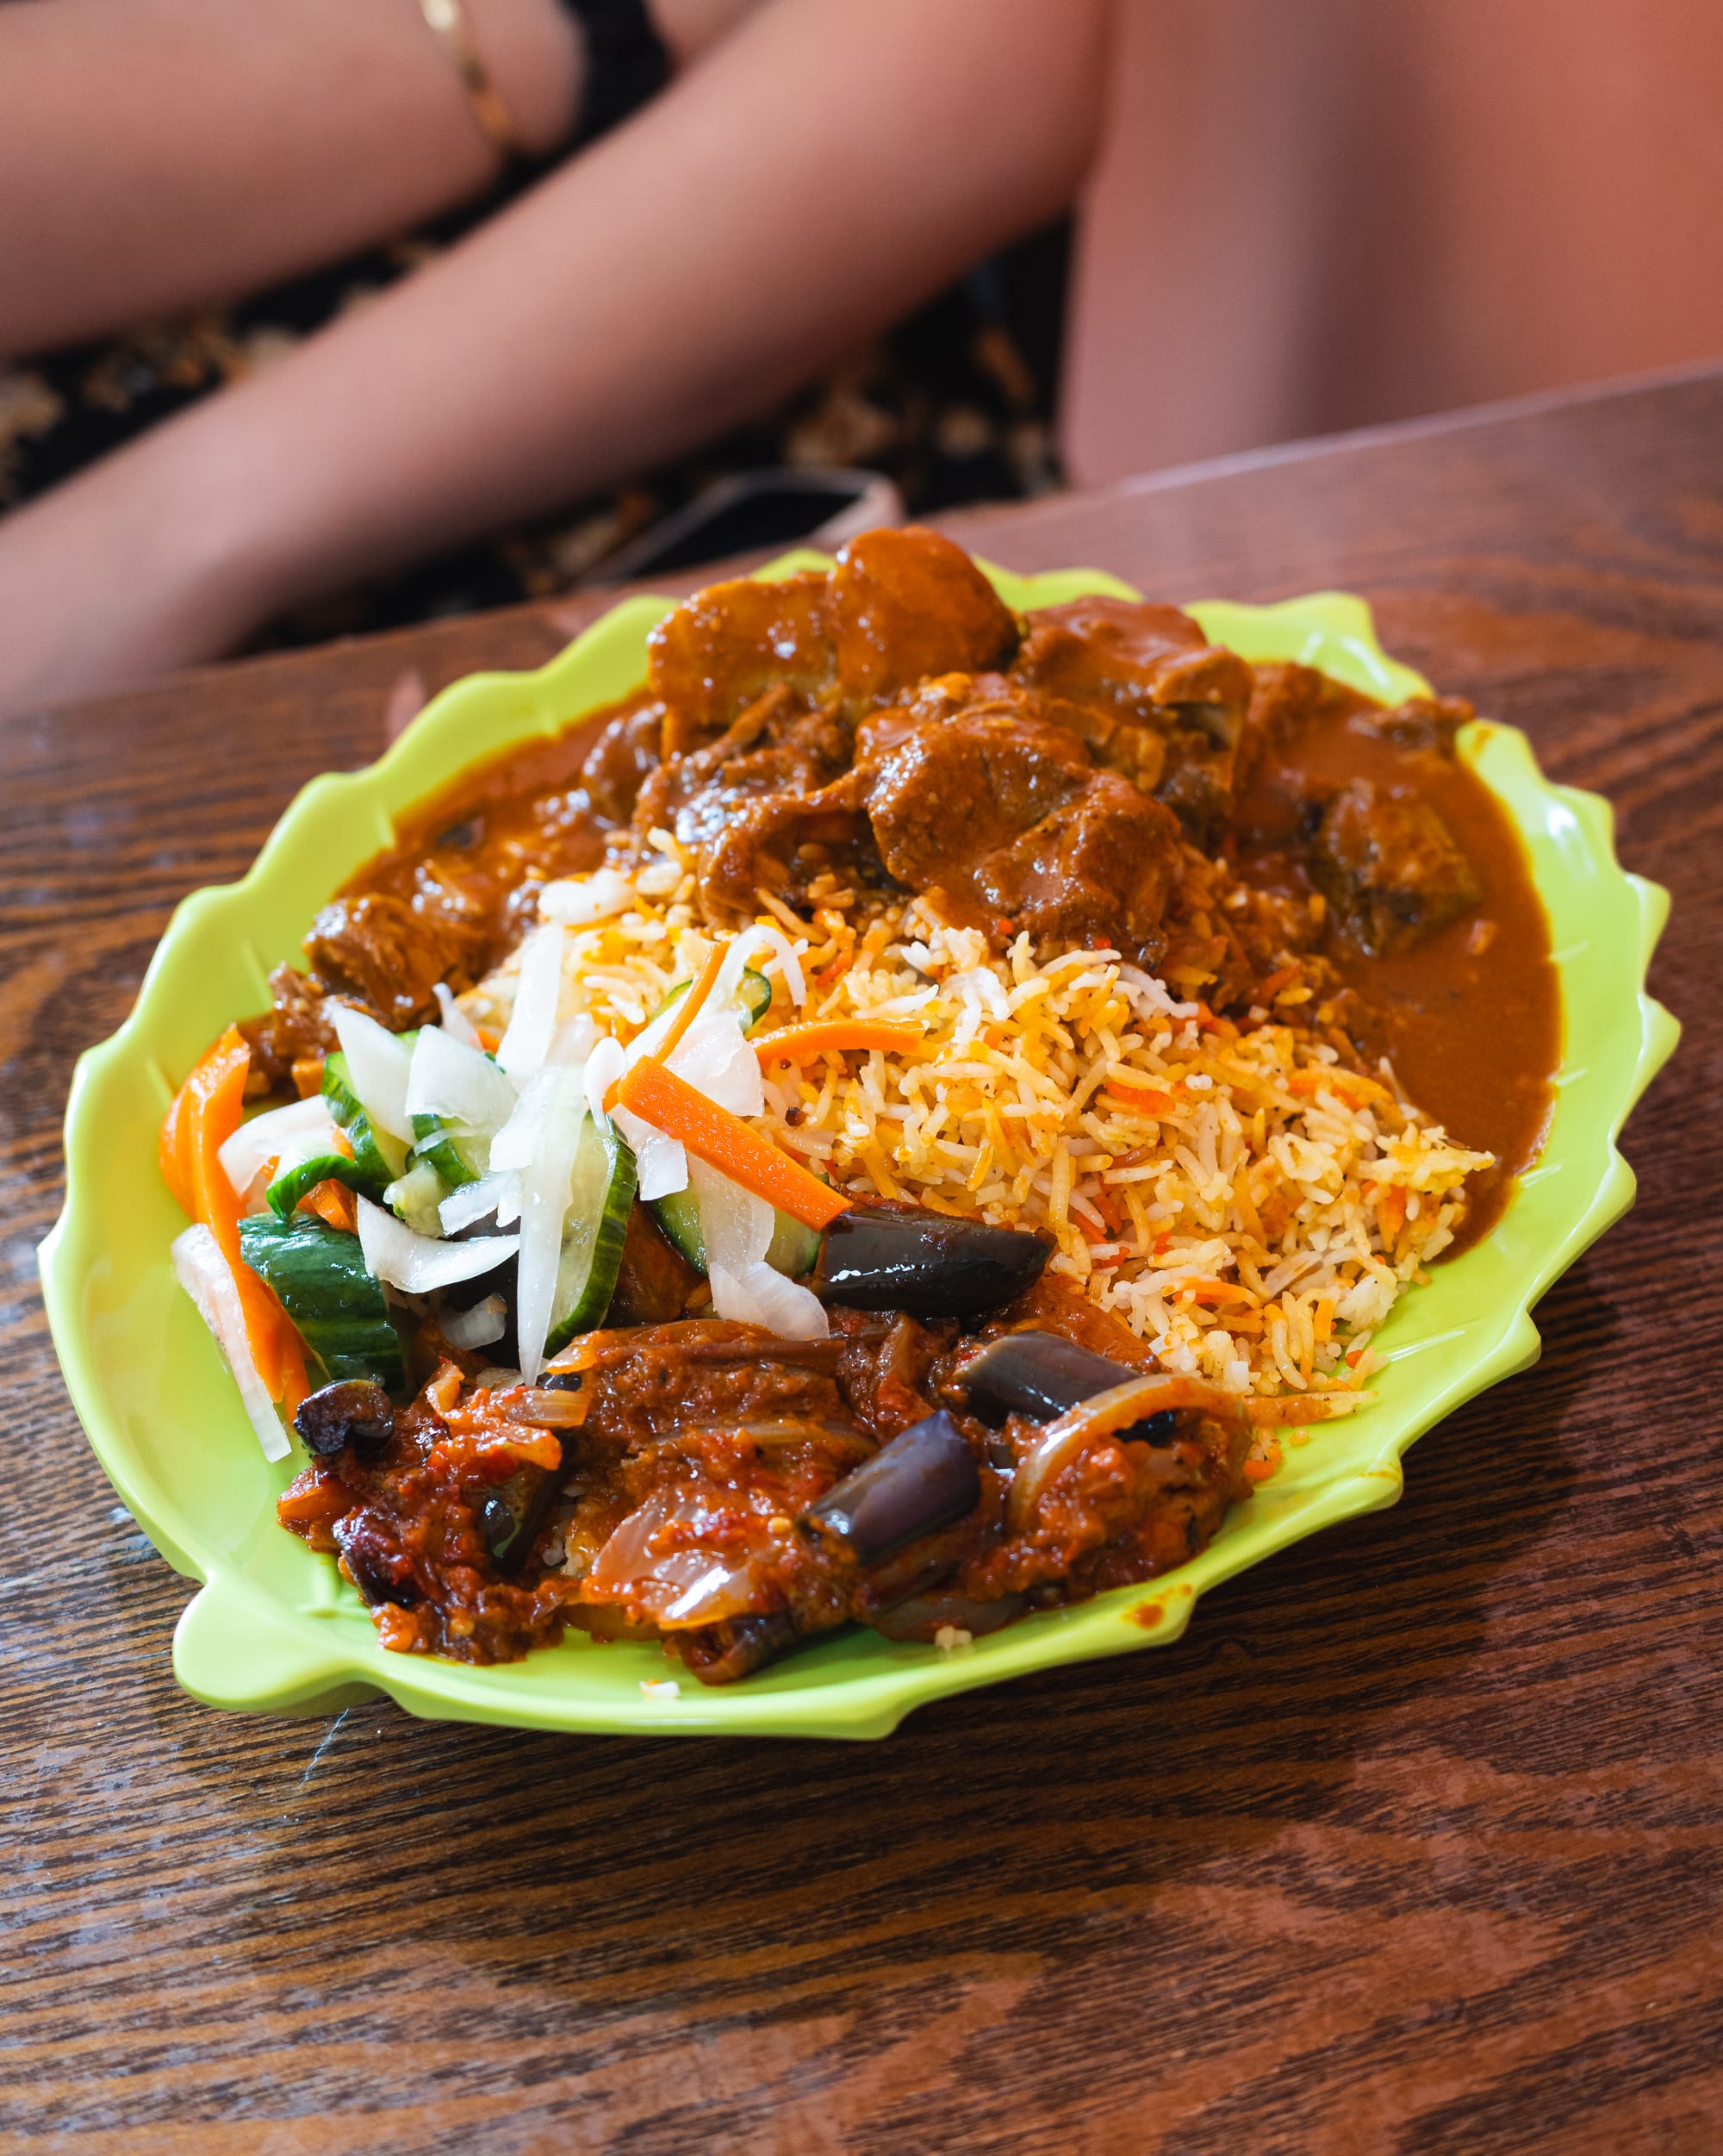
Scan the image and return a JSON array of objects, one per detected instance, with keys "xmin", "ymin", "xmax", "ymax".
[{"xmin": 7, "ymin": 368, "xmax": 1720, "ymax": 2154}]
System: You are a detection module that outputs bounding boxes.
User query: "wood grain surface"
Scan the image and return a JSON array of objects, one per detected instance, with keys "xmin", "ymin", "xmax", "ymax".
[{"xmin": 5, "ymin": 369, "xmax": 1721, "ymax": 2155}]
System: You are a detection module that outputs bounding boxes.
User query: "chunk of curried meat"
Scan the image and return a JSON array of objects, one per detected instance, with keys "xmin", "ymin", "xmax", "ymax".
[
  {"xmin": 1312, "ymin": 781, "xmax": 1482, "ymax": 955},
  {"xmin": 577, "ymin": 701, "xmax": 665, "ymax": 827},
  {"xmin": 646, "ymin": 571, "xmax": 837, "ymax": 752},
  {"xmin": 303, "ymin": 869, "xmax": 493, "ymax": 1029},
  {"xmin": 826, "ymin": 526, "xmax": 1018, "ymax": 704},
  {"xmin": 630, "ymin": 684, "xmax": 869, "ymax": 925},
  {"xmin": 858, "ymin": 687, "xmax": 1184, "ymax": 961},
  {"xmin": 1012, "ymin": 596, "xmax": 1258, "ymax": 841},
  {"xmin": 239, "ymin": 961, "xmax": 339, "ymax": 1087},
  {"xmin": 1347, "ymin": 694, "xmax": 1474, "ymax": 756}
]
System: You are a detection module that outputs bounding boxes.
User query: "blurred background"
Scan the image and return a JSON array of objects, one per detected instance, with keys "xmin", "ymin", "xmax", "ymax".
[{"xmin": 1, "ymin": 0, "xmax": 1719, "ymax": 715}]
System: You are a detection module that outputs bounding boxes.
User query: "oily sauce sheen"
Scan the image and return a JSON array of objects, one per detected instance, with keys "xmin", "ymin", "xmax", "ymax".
[{"xmin": 1231, "ymin": 688, "xmax": 1558, "ymax": 1249}]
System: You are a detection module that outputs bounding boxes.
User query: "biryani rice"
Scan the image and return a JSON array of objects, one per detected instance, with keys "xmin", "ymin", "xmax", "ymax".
[{"xmin": 463, "ymin": 836, "xmax": 1490, "ymax": 1408}]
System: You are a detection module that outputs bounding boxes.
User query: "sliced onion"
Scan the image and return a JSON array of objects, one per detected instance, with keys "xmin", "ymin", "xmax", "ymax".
[
  {"xmin": 1008, "ymin": 1374, "xmax": 1246, "ymax": 1530},
  {"xmin": 439, "ymin": 1169, "xmax": 522, "ymax": 1236},
  {"xmin": 621, "ymin": 1113, "xmax": 687, "ymax": 1200},
  {"xmin": 332, "ymin": 1006, "xmax": 415, "ymax": 1141},
  {"xmin": 583, "ymin": 1490, "xmax": 765, "ymax": 1628},
  {"xmin": 433, "ymin": 982, "xmax": 482, "ymax": 1047},
  {"xmin": 688, "ymin": 1154, "xmax": 772, "ymax": 1271},
  {"xmin": 709, "ymin": 1260, "xmax": 829, "ymax": 1342},
  {"xmin": 218, "ymin": 1095, "xmax": 339, "ymax": 1200},
  {"xmin": 538, "ymin": 868, "xmax": 636, "ymax": 926},
  {"xmin": 441, "ymin": 1293, "xmax": 507, "ymax": 1350},
  {"xmin": 406, "ymin": 1023, "xmax": 517, "ymax": 1129},
  {"xmin": 496, "ymin": 924, "xmax": 567, "ymax": 1082},
  {"xmin": 669, "ymin": 1006, "xmax": 763, "ymax": 1117},
  {"xmin": 513, "ymin": 1062, "xmax": 587, "ymax": 1383},
  {"xmin": 171, "ymin": 1223, "xmax": 290, "ymax": 1461},
  {"xmin": 583, "ymin": 1035, "xmax": 626, "ymax": 1124},
  {"xmin": 355, "ymin": 1194, "xmax": 518, "ymax": 1293},
  {"xmin": 718, "ymin": 922, "xmax": 806, "ymax": 1008},
  {"xmin": 488, "ymin": 1066, "xmax": 557, "ymax": 1175}
]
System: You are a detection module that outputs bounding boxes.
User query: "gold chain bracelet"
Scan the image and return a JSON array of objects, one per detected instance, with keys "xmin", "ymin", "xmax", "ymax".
[{"xmin": 417, "ymin": 0, "xmax": 528, "ymax": 163}]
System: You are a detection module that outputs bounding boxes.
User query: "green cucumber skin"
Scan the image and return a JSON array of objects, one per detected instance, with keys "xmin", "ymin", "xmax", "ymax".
[
  {"xmin": 265, "ymin": 1155, "xmax": 372, "ymax": 1221},
  {"xmin": 648, "ymin": 1188, "xmax": 820, "ymax": 1280},
  {"xmin": 650, "ymin": 967, "xmax": 774, "ymax": 1035},
  {"xmin": 236, "ymin": 1214, "xmax": 406, "ymax": 1392},
  {"xmin": 321, "ymin": 1051, "xmax": 407, "ymax": 1191},
  {"xmin": 410, "ymin": 1114, "xmax": 482, "ymax": 1191},
  {"xmin": 544, "ymin": 1116, "xmax": 638, "ymax": 1355},
  {"xmin": 650, "ymin": 1186, "xmax": 706, "ymax": 1269},
  {"xmin": 384, "ymin": 1159, "xmax": 449, "ymax": 1238}
]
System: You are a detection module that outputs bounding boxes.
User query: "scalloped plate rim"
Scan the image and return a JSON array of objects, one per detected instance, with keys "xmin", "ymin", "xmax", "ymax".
[{"xmin": 39, "ymin": 557, "xmax": 1678, "ymax": 1739}]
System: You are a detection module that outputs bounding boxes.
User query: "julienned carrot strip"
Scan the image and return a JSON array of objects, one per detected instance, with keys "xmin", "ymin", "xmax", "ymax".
[
  {"xmin": 302, "ymin": 1180, "xmax": 357, "ymax": 1232},
  {"xmin": 752, "ymin": 1019, "xmax": 924, "ymax": 1069},
  {"xmin": 159, "ymin": 1082, "xmax": 195, "ymax": 1217},
  {"xmin": 170, "ymin": 1025, "xmax": 301, "ymax": 1403},
  {"xmin": 1288, "ymin": 1068, "xmax": 1391, "ymax": 1107},
  {"xmin": 617, "ymin": 1058, "xmax": 851, "ymax": 1231},
  {"xmin": 1107, "ymin": 1076, "xmax": 1178, "ymax": 1114},
  {"xmin": 1177, "ymin": 1278, "xmax": 1253, "ymax": 1305},
  {"xmin": 656, "ymin": 943, "xmax": 727, "ymax": 1066}
]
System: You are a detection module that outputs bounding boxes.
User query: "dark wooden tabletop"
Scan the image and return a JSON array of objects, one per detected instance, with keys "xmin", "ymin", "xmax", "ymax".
[{"xmin": 5, "ymin": 367, "xmax": 1720, "ymax": 2154}]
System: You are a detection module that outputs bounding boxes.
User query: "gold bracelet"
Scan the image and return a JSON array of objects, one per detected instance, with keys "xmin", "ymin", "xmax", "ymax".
[{"xmin": 418, "ymin": 0, "xmax": 529, "ymax": 163}]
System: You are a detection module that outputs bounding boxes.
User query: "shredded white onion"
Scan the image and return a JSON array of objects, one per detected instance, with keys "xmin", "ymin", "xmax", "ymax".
[
  {"xmin": 406, "ymin": 1023, "xmax": 517, "ymax": 1131},
  {"xmin": 538, "ymin": 868, "xmax": 637, "ymax": 926},
  {"xmin": 689, "ymin": 1156, "xmax": 828, "ymax": 1339},
  {"xmin": 438, "ymin": 1169, "xmax": 521, "ymax": 1235},
  {"xmin": 496, "ymin": 924, "xmax": 567, "ymax": 1081},
  {"xmin": 709, "ymin": 1259, "xmax": 829, "ymax": 1341},
  {"xmin": 440, "ymin": 1293, "xmax": 507, "ymax": 1350},
  {"xmin": 171, "ymin": 1224, "xmax": 290, "ymax": 1461},
  {"xmin": 332, "ymin": 1006, "xmax": 416, "ymax": 1141},
  {"xmin": 355, "ymin": 1195, "xmax": 518, "ymax": 1293},
  {"xmin": 433, "ymin": 982, "xmax": 482, "ymax": 1047},
  {"xmin": 218, "ymin": 1095, "xmax": 339, "ymax": 1200},
  {"xmin": 718, "ymin": 922, "xmax": 806, "ymax": 1007},
  {"xmin": 582, "ymin": 1035, "xmax": 626, "ymax": 1125},
  {"xmin": 669, "ymin": 1006, "xmax": 763, "ymax": 1118},
  {"xmin": 512, "ymin": 1062, "xmax": 587, "ymax": 1383},
  {"xmin": 618, "ymin": 1110, "xmax": 687, "ymax": 1200}
]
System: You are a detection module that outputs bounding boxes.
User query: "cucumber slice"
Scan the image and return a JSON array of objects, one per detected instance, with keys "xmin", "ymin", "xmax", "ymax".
[
  {"xmin": 544, "ymin": 1114, "xmax": 638, "ymax": 1354},
  {"xmin": 383, "ymin": 1159, "xmax": 449, "ymax": 1237},
  {"xmin": 265, "ymin": 1154, "xmax": 372, "ymax": 1220},
  {"xmin": 767, "ymin": 1208, "xmax": 822, "ymax": 1278},
  {"xmin": 237, "ymin": 1214, "xmax": 406, "ymax": 1391},
  {"xmin": 650, "ymin": 1186, "xmax": 705, "ymax": 1269},
  {"xmin": 649, "ymin": 1187, "xmax": 821, "ymax": 1280},
  {"xmin": 650, "ymin": 965, "xmax": 774, "ymax": 1035},
  {"xmin": 410, "ymin": 1114, "xmax": 487, "ymax": 1190},
  {"xmin": 322, "ymin": 1050, "xmax": 408, "ymax": 1191},
  {"xmin": 737, "ymin": 968, "xmax": 773, "ymax": 1034}
]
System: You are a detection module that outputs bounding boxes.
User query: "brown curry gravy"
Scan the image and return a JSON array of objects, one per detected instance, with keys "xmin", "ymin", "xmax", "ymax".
[
  {"xmin": 356, "ymin": 676, "xmax": 1558, "ymax": 1259},
  {"xmin": 1232, "ymin": 691, "xmax": 1558, "ymax": 1250}
]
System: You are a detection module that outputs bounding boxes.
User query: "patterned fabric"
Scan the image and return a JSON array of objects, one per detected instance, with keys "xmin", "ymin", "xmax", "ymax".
[{"xmin": 0, "ymin": 197, "xmax": 1067, "ymax": 648}]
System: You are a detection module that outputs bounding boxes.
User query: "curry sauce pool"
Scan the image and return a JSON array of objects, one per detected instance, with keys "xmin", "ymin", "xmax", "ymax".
[{"xmin": 159, "ymin": 528, "xmax": 1556, "ymax": 1680}]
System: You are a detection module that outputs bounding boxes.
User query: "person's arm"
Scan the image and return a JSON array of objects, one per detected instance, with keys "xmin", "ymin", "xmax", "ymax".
[
  {"xmin": 0, "ymin": 0, "xmax": 762, "ymax": 359},
  {"xmin": 0, "ymin": 0, "xmax": 1106, "ymax": 719}
]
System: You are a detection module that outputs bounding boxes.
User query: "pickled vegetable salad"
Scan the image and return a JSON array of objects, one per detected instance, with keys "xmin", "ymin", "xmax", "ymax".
[{"xmin": 162, "ymin": 908, "xmax": 855, "ymax": 1455}]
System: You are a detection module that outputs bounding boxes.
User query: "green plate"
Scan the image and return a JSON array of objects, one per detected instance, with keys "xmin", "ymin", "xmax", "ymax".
[{"xmin": 39, "ymin": 555, "xmax": 1678, "ymax": 1738}]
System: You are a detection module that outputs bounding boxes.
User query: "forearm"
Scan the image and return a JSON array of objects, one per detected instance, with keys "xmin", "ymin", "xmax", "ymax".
[
  {"xmin": 0, "ymin": 0, "xmax": 585, "ymax": 359},
  {"xmin": 172, "ymin": 0, "xmax": 1107, "ymax": 620}
]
